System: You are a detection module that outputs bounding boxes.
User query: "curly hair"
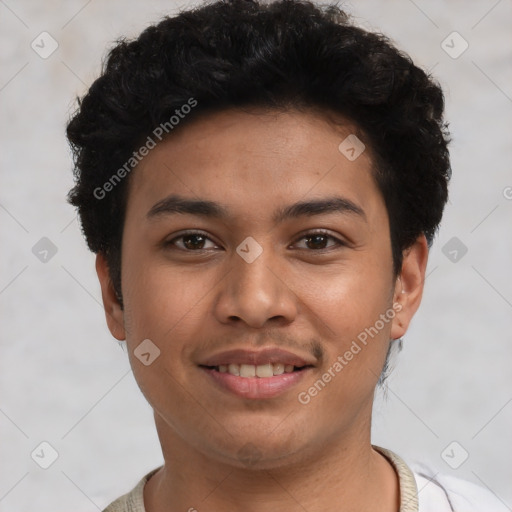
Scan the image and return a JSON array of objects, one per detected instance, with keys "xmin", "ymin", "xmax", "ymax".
[{"xmin": 66, "ymin": 0, "xmax": 451, "ymax": 308}]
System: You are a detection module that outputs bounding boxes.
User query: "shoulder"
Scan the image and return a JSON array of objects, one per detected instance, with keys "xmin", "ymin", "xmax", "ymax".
[
  {"xmin": 374, "ymin": 446, "xmax": 507, "ymax": 512},
  {"xmin": 411, "ymin": 465, "xmax": 509, "ymax": 512}
]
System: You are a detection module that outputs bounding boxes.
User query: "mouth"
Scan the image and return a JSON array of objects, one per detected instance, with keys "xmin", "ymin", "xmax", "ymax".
[
  {"xmin": 200, "ymin": 363, "xmax": 313, "ymax": 378},
  {"xmin": 197, "ymin": 347, "xmax": 317, "ymax": 399},
  {"xmin": 199, "ymin": 362, "xmax": 314, "ymax": 400}
]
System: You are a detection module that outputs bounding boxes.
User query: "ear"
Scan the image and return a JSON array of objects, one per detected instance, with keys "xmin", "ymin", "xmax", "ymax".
[
  {"xmin": 95, "ymin": 252, "xmax": 126, "ymax": 341},
  {"xmin": 390, "ymin": 234, "xmax": 429, "ymax": 340}
]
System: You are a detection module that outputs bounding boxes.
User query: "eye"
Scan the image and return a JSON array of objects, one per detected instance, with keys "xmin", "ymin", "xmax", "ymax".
[
  {"xmin": 165, "ymin": 231, "xmax": 219, "ymax": 251},
  {"xmin": 293, "ymin": 230, "xmax": 346, "ymax": 251},
  {"xmin": 163, "ymin": 229, "xmax": 346, "ymax": 253}
]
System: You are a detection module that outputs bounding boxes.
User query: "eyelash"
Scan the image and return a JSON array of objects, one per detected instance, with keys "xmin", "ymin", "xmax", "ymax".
[{"xmin": 164, "ymin": 230, "xmax": 346, "ymax": 252}]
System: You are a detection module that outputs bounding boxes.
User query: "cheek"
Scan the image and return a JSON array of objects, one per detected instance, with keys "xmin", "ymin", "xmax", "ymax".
[
  {"xmin": 121, "ymin": 255, "xmax": 219, "ymax": 362},
  {"xmin": 295, "ymin": 263, "xmax": 393, "ymax": 393},
  {"xmin": 297, "ymin": 260, "xmax": 392, "ymax": 329},
  {"xmin": 121, "ymin": 260, "xmax": 205, "ymax": 410}
]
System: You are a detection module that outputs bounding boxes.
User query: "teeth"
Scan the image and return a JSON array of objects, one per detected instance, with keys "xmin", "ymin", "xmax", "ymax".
[
  {"xmin": 273, "ymin": 363, "xmax": 285, "ymax": 375},
  {"xmin": 256, "ymin": 363, "xmax": 273, "ymax": 378},
  {"xmin": 228, "ymin": 363, "xmax": 240, "ymax": 376},
  {"xmin": 216, "ymin": 363, "xmax": 303, "ymax": 378},
  {"xmin": 240, "ymin": 364, "xmax": 256, "ymax": 377}
]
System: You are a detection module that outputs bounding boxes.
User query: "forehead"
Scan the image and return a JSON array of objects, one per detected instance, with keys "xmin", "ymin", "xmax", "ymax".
[{"xmin": 125, "ymin": 107, "xmax": 384, "ymax": 227}]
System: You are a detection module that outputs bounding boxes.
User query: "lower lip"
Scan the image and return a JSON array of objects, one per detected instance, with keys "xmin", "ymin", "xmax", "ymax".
[{"xmin": 201, "ymin": 367, "xmax": 311, "ymax": 400}]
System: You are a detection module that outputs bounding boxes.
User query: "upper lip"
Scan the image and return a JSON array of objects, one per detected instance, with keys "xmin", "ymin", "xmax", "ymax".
[{"xmin": 199, "ymin": 348, "xmax": 316, "ymax": 367}]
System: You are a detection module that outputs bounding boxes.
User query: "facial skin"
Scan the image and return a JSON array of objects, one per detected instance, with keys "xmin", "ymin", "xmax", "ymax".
[{"xmin": 96, "ymin": 108, "xmax": 428, "ymax": 512}]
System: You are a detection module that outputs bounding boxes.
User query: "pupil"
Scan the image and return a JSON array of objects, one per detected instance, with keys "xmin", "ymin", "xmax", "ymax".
[
  {"xmin": 184, "ymin": 234, "xmax": 204, "ymax": 250},
  {"xmin": 307, "ymin": 234, "xmax": 326, "ymax": 249}
]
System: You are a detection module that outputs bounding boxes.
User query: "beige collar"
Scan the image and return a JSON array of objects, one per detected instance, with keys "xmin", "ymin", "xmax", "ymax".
[{"xmin": 373, "ymin": 445, "xmax": 419, "ymax": 512}]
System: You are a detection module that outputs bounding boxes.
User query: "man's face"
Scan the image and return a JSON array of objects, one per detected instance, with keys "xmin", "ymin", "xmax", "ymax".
[{"xmin": 98, "ymin": 108, "xmax": 423, "ymax": 468}]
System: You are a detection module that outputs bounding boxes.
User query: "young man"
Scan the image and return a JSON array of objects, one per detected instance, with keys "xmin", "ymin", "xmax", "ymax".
[{"xmin": 66, "ymin": 0, "xmax": 506, "ymax": 510}]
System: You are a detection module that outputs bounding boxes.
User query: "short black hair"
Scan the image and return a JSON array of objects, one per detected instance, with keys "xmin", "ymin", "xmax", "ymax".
[{"xmin": 66, "ymin": 0, "xmax": 451, "ymax": 308}]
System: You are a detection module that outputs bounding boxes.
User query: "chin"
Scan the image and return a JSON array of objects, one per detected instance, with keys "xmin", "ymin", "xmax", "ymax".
[{"xmin": 203, "ymin": 427, "xmax": 310, "ymax": 470}]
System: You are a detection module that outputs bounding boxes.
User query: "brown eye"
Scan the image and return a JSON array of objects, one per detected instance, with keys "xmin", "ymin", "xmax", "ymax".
[
  {"xmin": 294, "ymin": 231, "xmax": 345, "ymax": 251},
  {"xmin": 165, "ymin": 232, "xmax": 218, "ymax": 251}
]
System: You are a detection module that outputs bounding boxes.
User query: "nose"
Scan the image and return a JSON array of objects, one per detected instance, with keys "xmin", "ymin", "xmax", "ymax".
[{"xmin": 212, "ymin": 242, "xmax": 298, "ymax": 329}]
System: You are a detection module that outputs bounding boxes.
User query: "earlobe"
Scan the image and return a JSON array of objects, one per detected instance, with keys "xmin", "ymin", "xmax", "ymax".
[
  {"xmin": 390, "ymin": 235, "xmax": 429, "ymax": 340},
  {"xmin": 95, "ymin": 253, "xmax": 126, "ymax": 341}
]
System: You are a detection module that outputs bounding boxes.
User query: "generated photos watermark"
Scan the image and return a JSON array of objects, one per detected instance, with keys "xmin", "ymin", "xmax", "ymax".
[
  {"xmin": 297, "ymin": 302, "xmax": 403, "ymax": 405},
  {"xmin": 93, "ymin": 97, "xmax": 198, "ymax": 200}
]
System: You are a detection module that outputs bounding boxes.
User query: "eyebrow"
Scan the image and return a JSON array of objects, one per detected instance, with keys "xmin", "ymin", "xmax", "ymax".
[{"xmin": 146, "ymin": 194, "xmax": 367, "ymax": 224}]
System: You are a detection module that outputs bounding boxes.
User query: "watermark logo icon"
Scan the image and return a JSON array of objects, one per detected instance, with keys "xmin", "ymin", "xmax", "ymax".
[
  {"xmin": 32, "ymin": 237, "xmax": 58, "ymax": 263},
  {"xmin": 31, "ymin": 441, "xmax": 59, "ymax": 469},
  {"xmin": 441, "ymin": 441, "xmax": 469, "ymax": 469},
  {"xmin": 442, "ymin": 236, "xmax": 468, "ymax": 263},
  {"xmin": 441, "ymin": 32, "xmax": 469, "ymax": 59},
  {"xmin": 236, "ymin": 236, "xmax": 263, "ymax": 263},
  {"xmin": 31, "ymin": 32, "xmax": 59, "ymax": 59},
  {"xmin": 338, "ymin": 134, "xmax": 365, "ymax": 161},
  {"xmin": 134, "ymin": 339, "xmax": 161, "ymax": 366},
  {"xmin": 237, "ymin": 442, "xmax": 262, "ymax": 467}
]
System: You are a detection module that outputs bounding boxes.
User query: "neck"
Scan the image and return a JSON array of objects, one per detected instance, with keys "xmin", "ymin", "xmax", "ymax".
[{"xmin": 144, "ymin": 414, "xmax": 400, "ymax": 512}]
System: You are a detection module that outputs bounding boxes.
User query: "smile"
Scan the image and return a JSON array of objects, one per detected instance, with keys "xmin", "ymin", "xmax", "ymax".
[{"xmin": 200, "ymin": 364, "xmax": 313, "ymax": 399}]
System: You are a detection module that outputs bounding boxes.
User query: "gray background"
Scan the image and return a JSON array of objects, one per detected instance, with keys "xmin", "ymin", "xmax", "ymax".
[{"xmin": 1, "ymin": 0, "xmax": 511, "ymax": 510}]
